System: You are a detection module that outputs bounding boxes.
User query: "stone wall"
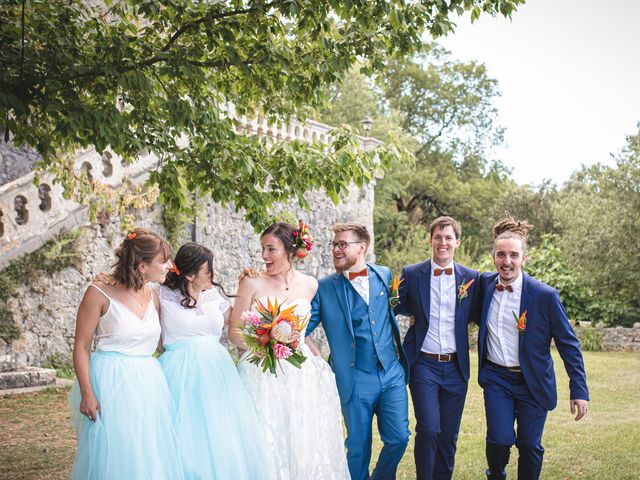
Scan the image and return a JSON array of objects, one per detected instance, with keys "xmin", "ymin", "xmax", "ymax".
[
  {"xmin": 0, "ymin": 183, "xmax": 375, "ymax": 370},
  {"xmin": 462, "ymin": 323, "xmax": 640, "ymax": 353},
  {"xmin": 0, "ymin": 206, "xmax": 167, "ymax": 371},
  {"xmin": 574, "ymin": 323, "xmax": 640, "ymax": 352}
]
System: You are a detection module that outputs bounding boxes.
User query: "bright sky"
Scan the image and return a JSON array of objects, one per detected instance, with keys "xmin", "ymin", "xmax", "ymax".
[{"xmin": 438, "ymin": 0, "xmax": 640, "ymax": 186}]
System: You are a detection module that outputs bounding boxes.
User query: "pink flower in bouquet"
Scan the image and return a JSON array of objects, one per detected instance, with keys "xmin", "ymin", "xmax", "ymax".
[
  {"xmin": 271, "ymin": 320, "xmax": 294, "ymax": 343},
  {"xmin": 241, "ymin": 311, "xmax": 261, "ymax": 327},
  {"xmin": 273, "ymin": 343, "xmax": 293, "ymax": 359},
  {"xmin": 241, "ymin": 297, "xmax": 309, "ymax": 375}
]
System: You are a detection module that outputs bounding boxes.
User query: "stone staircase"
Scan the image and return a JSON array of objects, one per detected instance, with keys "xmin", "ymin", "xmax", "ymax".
[{"xmin": 0, "ymin": 355, "xmax": 73, "ymax": 395}]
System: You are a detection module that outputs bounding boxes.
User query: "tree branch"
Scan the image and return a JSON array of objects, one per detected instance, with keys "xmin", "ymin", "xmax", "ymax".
[
  {"xmin": 160, "ymin": 2, "xmax": 278, "ymax": 53},
  {"xmin": 19, "ymin": 0, "xmax": 25, "ymax": 84}
]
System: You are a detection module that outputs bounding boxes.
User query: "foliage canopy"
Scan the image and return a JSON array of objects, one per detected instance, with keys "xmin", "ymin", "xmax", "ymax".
[{"xmin": 0, "ymin": 0, "xmax": 524, "ymax": 230}]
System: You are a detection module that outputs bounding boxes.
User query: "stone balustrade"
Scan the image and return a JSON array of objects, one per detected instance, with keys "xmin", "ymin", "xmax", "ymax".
[{"xmin": 0, "ymin": 148, "xmax": 157, "ymax": 269}]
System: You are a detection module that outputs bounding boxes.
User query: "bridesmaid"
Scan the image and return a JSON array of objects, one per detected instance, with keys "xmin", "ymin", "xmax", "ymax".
[
  {"xmin": 157, "ymin": 242, "xmax": 272, "ymax": 479},
  {"xmin": 69, "ymin": 228, "xmax": 184, "ymax": 479}
]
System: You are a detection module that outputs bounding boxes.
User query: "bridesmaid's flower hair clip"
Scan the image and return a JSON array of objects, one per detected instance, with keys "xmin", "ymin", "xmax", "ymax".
[
  {"xmin": 170, "ymin": 265, "xmax": 181, "ymax": 276},
  {"xmin": 127, "ymin": 232, "xmax": 137, "ymax": 240},
  {"xmin": 292, "ymin": 220, "xmax": 314, "ymax": 262}
]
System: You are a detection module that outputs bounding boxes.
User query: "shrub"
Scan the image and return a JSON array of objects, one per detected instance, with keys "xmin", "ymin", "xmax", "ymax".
[{"xmin": 578, "ymin": 325, "xmax": 604, "ymax": 352}]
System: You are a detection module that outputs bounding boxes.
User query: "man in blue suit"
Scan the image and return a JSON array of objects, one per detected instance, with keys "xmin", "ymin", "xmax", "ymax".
[
  {"xmin": 307, "ymin": 222, "xmax": 410, "ymax": 480},
  {"xmin": 396, "ymin": 216, "xmax": 480, "ymax": 480},
  {"xmin": 478, "ymin": 216, "xmax": 589, "ymax": 480}
]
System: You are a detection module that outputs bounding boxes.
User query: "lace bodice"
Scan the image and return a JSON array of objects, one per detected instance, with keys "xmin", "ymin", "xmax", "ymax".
[
  {"xmin": 159, "ymin": 286, "xmax": 231, "ymax": 345},
  {"xmin": 91, "ymin": 284, "xmax": 161, "ymax": 356}
]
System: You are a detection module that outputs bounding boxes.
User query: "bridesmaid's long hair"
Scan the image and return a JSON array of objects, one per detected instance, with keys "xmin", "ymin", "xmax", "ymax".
[
  {"xmin": 164, "ymin": 243, "xmax": 231, "ymax": 309},
  {"xmin": 112, "ymin": 228, "xmax": 171, "ymax": 290}
]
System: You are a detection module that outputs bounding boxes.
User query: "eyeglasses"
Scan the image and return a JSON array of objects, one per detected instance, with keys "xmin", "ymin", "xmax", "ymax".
[{"xmin": 331, "ymin": 241, "xmax": 364, "ymax": 251}]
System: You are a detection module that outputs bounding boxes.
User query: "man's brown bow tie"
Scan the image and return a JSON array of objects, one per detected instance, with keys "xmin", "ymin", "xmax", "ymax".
[
  {"xmin": 434, "ymin": 268, "xmax": 453, "ymax": 277},
  {"xmin": 348, "ymin": 268, "xmax": 368, "ymax": 281},
  {"xmin": 496, "ymin": 283, "xmax": 514, "ymax": 292}
]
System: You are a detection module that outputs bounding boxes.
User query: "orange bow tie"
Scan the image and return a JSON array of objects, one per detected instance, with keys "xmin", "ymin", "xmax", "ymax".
[
  {"xmin": 496, "ymin": 283, "xmax": 514, "ymax": 292},
  {"xmin": 348, "ymin": 268, "xmax": 368, "ymax": 281},
  {"xmin": 434, "ymin": 268, "xmax": 453, "ymax": 277}
]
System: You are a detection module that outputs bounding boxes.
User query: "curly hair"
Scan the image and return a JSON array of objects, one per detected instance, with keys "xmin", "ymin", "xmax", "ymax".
[
  {"xmin": 492, "ymin": 212, "xmax": 533, "ymax": 253},
  {"xmin": 112, "ymin": 228, "xmax": 171, "ymax": 290}
]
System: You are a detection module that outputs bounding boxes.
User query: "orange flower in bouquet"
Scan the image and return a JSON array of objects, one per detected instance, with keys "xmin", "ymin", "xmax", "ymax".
[{"xmin": 241, "ymin": 297, "xmax": 309, "ymax": 375}]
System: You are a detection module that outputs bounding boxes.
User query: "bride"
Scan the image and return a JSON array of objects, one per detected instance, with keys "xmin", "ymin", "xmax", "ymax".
[{"xmin": 229, "ymin": 222, "xmax": 350, "ymax": 480}]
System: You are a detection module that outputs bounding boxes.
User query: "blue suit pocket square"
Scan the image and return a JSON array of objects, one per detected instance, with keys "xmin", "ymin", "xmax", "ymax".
[{"xmin": 379, "ymin": 291, "xmax": 384, "ymax": 296}]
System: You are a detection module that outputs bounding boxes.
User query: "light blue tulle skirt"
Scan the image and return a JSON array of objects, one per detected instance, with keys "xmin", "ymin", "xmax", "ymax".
[
  {"xmin": 160, "ymin": 336, "xmax": 273, "ymax": 480},
  {"xmin": 69, "ymin": 351, "xmax": 184, "ymax": 480}
]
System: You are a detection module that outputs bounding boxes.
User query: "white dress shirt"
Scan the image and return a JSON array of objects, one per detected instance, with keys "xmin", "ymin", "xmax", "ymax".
[
  {"xmin": 486, "ymin": 272, "xmax": 523, "ymax": 367},
  {"xmin": 343, "ymin": 269, "xmax": 369, "ymax": 305},
  {"xmin": 421, "ymin": 261, "xmax": 457, "ymax": 354}
]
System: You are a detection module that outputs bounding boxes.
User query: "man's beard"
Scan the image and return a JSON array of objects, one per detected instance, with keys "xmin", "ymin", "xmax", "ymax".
[{"xmin": 333, "ymin": 255, "xmax": 358, "ymax": 274}]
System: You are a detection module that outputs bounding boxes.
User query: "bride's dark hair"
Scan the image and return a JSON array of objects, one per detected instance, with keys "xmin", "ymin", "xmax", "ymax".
[
  {"xmin": 163, "ymin": 243, "xmax": 232, "ymax": 308},
  {"xmin": 261, "ymin": 222, "xmax": 297, "ymax": 263}
]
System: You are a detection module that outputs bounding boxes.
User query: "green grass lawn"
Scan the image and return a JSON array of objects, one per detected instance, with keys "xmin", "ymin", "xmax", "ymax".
[{"xmin": 1, "ymin": 351, "xmax": 639, "ymax": 479}]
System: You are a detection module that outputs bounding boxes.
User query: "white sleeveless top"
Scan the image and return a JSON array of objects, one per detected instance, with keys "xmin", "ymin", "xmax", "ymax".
[
  {"xmin": 158, "ymin": 286, "xmax": 231, "ymax": 345},
  {"xmin": 91, "ymin": 284, "xmax": 162, "ymax": 356}
]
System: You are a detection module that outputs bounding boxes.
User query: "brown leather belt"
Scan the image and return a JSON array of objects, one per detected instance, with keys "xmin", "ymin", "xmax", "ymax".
[
  {"xmin": 486, "ymin": 359, "xmax": 522, "ymax": 373},
  {"xmin": 421, "ymin": 352, "xmax": 457, "ymax": 362}
]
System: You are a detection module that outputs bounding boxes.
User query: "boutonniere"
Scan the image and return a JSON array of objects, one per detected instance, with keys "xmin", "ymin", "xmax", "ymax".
[
  {"xmin": 389, "ymin": 275, "xmax": 402, "ymax": 308},
  {"xmin": 512, "ymin": 310, "xmax": 527, "ymax": 334},
  {"xmin": 457, "ymin": 278, "xmax": 475, "ymax": 304}
]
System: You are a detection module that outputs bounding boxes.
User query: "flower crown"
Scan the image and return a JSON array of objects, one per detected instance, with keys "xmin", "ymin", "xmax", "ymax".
[{"xmin": 292, "ymin": 220, "xmax": 313, "ymax": 261}]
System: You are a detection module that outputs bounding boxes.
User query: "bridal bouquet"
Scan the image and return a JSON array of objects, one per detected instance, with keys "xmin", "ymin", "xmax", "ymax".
[{"xmin": 241, "ymin": 297, "xmax": 309, "ymax": 375}]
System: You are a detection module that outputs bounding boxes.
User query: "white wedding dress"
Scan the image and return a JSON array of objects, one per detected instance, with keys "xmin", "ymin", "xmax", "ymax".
[{"xmin": 237, "ymin": 296, "xmax": 350, "ymax": 480}]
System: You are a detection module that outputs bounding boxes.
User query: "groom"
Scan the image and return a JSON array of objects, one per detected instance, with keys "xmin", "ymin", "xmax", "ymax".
[{"xmin": 307, "ymin": 222, "xmax": 410, "ymax": 480}]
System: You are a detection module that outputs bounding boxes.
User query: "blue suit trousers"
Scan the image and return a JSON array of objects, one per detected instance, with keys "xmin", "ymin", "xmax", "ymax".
[
  {"xmin": 410, "ymin": 356, "xmax": 468, "ymax": 480},
  {"xmin": 481, "ymin": 363, "xmax": 548, "ymax": 480},
  {"xmin": 342, "ymin": 360, "xmax": 410, "ymax": 480}
]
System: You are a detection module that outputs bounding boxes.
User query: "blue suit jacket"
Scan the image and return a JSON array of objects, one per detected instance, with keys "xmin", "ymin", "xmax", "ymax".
[
  {"xmin": 396, "ymin": 260, "xmax": 480, "ymax": 381},
  {"xmin": 478, "ymin": 272, "xmax": 590, "ymax": 411},
  {"xmin": 307, "ymin": 263, "xmax": 410, "ymax": 404}
]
